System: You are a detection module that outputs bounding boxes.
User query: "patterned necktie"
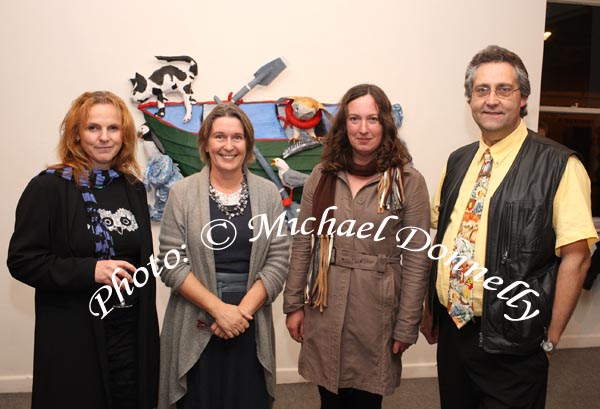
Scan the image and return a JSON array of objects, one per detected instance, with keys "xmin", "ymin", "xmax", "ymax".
[{"xmin": 447, "ymin": 149, "xmax": 493, "ymax": 328}]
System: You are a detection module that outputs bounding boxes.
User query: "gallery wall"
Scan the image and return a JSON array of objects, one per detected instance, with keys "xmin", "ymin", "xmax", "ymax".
[{"xmin": 2, "ymin": 0, "xmax": 597, "ymax": 393}]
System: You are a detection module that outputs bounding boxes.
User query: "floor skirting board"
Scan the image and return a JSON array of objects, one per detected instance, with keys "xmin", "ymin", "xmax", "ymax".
[
  {"xmin": 0, "ymin": 377, "xmax": 32, "ymax": 393},
  {"xmin": 276, "ymin": 362, "xmax": 438, "ymax": 384},
  {"xmin": 1, "ymin": 368, "xmax": 440, "ymax": 391},
  {"xmin": 557, "ymin": 334, "xmax": 600, "ymax": 349}
]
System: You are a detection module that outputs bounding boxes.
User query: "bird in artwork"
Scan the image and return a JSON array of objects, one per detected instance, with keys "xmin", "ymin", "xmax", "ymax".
[
  {"xmin": 271, "ymin": 158, "xmax": 309, "ymax": 200},
  {"xmin": 277, "ymin": 96, "xmax": 332, "ymax": 142},
  {"xmin": 137, "ymin": 123, "xmax": 166, "ymax": 159}
]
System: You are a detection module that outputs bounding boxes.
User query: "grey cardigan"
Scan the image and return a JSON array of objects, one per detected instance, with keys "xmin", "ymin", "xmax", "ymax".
[{"xmin": 157, "ymin": 167, "xmax": 290, "ymax": 409}]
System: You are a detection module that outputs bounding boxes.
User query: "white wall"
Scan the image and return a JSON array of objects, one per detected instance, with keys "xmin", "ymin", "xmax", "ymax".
[{"xmin": 3, "ymin": 0, "xmax": 597, "ymax": 394}]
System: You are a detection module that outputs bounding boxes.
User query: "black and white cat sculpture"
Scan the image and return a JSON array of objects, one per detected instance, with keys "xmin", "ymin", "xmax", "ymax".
[{"xmin": 130, "ymin": 55, "xmax": 197, "ymax": 123}]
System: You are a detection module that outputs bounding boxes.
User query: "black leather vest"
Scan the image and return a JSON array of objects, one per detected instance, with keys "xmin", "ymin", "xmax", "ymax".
[{"xmin": 431, "ymin": 130, "xmax": 575, "ymax": 354}]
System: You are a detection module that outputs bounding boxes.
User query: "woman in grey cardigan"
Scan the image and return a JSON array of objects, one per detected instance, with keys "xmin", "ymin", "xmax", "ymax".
[{"xmin": 157, "ymin": 104, "xmax": 290, "ymax": 409}]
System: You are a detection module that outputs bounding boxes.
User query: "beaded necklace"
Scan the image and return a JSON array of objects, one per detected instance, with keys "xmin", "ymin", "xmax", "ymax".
[{"xmin": 208, "ymin": 174, "xmax": 249, "ymax": 219}]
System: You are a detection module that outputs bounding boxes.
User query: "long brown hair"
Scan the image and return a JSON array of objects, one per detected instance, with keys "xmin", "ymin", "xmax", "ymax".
[
  {"xmin": 52, "ymin": 91, "xmax": 140, "ymax": 184},
  {"xmin": 321, "ymin": 84, "xmax": 411, "ymax": 173}
]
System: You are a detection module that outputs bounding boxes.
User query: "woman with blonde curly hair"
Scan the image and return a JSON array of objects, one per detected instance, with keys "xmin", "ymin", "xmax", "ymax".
[{"xmin": 8, "ymin": 91, "xmax": 159, "ymax": 409}]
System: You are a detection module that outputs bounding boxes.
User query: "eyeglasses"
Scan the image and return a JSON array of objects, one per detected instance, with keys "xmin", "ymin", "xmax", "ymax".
[{"xmin": 472, "ymin": 86, "xmax": 520, "ymax": 99}]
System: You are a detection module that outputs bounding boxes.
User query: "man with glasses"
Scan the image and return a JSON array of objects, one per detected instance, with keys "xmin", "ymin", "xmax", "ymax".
[{"xmin": 421, "ymin": 45, "xmax": 597, "ymax": 409}]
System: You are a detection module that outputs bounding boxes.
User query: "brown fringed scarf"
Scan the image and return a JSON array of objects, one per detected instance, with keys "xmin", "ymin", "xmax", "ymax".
[{"xmin": 306, "ymin": 160, "xmax": 406, "ymax": 311}]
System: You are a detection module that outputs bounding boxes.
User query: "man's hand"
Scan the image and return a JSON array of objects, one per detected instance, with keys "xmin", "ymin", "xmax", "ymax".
[{"xmin": 420, "ymin": 305, "xmax": 439, "ymax": 344}]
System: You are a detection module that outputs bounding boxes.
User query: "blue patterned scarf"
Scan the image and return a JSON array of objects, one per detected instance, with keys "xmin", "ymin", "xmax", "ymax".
[{"xmin": 44, "ymin": 167, "xmax": 120, "ymax": 260}]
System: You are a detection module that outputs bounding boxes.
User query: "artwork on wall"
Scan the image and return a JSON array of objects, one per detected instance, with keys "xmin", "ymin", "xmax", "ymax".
[
  {"xmin": 131, "ymin": 56, "xmax": 403, "ymax": 221},
  {"xmin": 130, "ymin": 56, "xmax": 198, "ymax": 123}
]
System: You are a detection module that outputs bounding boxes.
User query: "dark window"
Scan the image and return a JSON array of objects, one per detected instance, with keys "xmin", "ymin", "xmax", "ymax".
[{"xmin": 540, "ymin": 2, "xmax": 600, "ymax": 217}]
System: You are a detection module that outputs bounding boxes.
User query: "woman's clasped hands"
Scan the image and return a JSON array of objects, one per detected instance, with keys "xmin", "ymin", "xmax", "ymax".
[{"xmin": 210, "ymin": 302, "xmax": 253, "ymax": 339}]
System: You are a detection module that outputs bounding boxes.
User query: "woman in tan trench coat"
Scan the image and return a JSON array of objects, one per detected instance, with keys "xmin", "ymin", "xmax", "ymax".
[{"xmin": 283, "ymin": 84, "xmax": 430, "ymax": 408}]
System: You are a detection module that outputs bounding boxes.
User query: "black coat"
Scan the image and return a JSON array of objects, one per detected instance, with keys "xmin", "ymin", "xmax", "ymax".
[{"xmin": 7, "ymin": 173, "xmax": 159, "ymax": 409}]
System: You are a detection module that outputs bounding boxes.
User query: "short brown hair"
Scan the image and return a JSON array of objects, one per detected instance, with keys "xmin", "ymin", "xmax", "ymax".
[
  {"xmin": 464, "ymin": 45, "xmax": 531, "ymax": 117},
  {"xmin": 321, "ymin": 84, "xmax": 411, "ymax": 173},
  {"xmin": 197, "ymin": 103, "xmax": 255, "ymax": 165},
  {"xmin": 54, "ymin": 91, "xmax": 140, "ymax": 184}
]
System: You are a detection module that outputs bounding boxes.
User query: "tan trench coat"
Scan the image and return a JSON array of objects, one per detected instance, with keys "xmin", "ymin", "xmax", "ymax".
[{"xmin": 283, "ymin": 164, "xmax": 430, "ymax": 396}]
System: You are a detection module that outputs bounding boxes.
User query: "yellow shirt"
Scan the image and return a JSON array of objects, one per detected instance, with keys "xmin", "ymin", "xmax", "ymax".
[{"xmin": 431, "ymin": 120, "xmax": 598, "ymax": 315}]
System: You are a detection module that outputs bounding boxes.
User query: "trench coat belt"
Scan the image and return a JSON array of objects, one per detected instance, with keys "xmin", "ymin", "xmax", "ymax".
[{"xmin": 330, "ymin": 247, "xmax": 401, "ymax": 273}]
